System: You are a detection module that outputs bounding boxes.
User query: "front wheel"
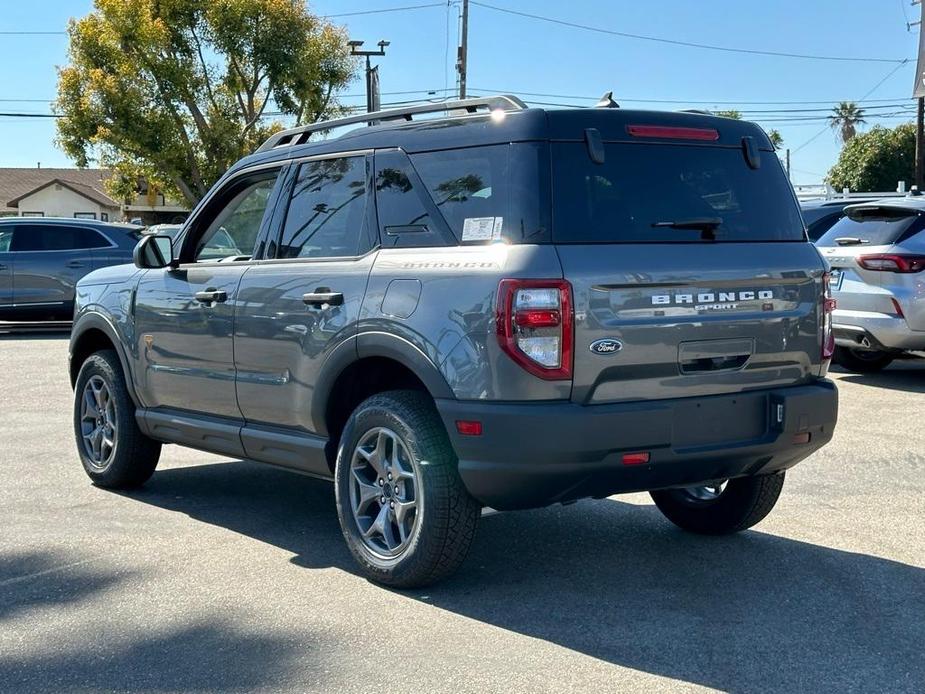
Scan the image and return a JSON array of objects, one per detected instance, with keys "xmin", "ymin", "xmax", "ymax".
[
  {"xmin": 334, "ymin": 390, "xmax": 481, "ymax": 588},
  {"xmin": 650, "ymin": 473, "xmax": 785, "ymax": 535},
  {"xmin": 833, "ymin": 346, "xmax": 893, "ymax": 373},
  {"xmin": 73, "ymin": 350, "xmax": 161, "ymax": 488}
]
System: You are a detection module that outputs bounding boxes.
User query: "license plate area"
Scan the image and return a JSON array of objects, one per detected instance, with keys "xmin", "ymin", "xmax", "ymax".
[{"xmin": 672, "ymin": 394, "xmax": 768, "ymax": 449}]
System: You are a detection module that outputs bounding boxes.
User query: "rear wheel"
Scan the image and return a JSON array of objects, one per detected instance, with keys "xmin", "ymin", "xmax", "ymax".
[
  {"xmin": 73, "ymin": 350, "xmax": 161, "ymax": 488},
  {"xmin": 833, "ymin": 346, "xmax": 893, "ymax": 373},
  {"xmin": 650, "ymin": 473, "xmax": 785, "ymax": 535},
  {"xmin": 334, "ymin": 390, "xmax": 480, "ymax": 588}
]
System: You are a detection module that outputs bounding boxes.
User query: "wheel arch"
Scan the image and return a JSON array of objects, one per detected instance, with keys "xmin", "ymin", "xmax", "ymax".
[
  {"xmin": 315, "ymin": 332, "xmax": 455, "ymax": 471},
  {"xmin": 69, "ymin": 314, "xmax": 140, "ymax": 406}
]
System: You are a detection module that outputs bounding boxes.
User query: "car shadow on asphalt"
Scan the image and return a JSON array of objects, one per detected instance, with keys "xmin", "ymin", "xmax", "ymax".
[
  {"xmin": 832, "ymin": 361, "xmax": 925, "ymax": 394},
  {"xmin": 118, "ymin": 460, "xmax": 925, "ymax": 693}
]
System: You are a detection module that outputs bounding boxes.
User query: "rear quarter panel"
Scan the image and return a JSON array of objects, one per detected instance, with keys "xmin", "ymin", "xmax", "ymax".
[{"xmin": 361, "ymin": 244, "xmax": 568, "ymax": 400}]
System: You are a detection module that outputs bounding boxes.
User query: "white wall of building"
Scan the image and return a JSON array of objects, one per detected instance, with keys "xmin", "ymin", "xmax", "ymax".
[{"xmin": 16, "ymin": 184, "xmax": 118, "ymax": 220}]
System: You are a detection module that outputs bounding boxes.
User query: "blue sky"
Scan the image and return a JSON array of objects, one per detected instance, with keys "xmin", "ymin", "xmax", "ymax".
[{"xmin": 0, "ymin": 0, "xmax": 919, "ymax": 185}]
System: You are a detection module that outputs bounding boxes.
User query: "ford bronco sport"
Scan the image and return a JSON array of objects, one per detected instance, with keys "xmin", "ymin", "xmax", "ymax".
[{"xmin": 69, "ymin": 96, "xmax": 838, "ymax": 587}]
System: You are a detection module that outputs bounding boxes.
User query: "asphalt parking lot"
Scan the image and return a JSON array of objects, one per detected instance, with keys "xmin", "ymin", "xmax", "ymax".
[{"xmin": 0, "ymin": 332, "xmax": 923, "ymax": 693}]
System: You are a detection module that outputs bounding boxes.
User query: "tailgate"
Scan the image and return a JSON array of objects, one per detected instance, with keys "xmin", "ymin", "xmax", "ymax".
[{"xmin": 560, "ymin": 243, "xmax": 826, "ymax": 404}]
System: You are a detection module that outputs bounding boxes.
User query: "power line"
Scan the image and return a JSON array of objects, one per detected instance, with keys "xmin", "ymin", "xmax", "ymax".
[
  {"xmin": 0, "ymin": 1, "xmax": 449, "ymax": 35},
  {"xmin": 470, "ymin": 87, "xmax": 916, "ymax": 106},
  {"xmin": 791, "ymin": 59, "xmax": 912, "ymax": 154},
  {"xmin": 470, "ymin": 1, "xmax": 913, "ymax": 64}
]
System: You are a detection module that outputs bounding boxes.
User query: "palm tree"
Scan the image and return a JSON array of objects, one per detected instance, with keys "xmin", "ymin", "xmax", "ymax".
[{"xmin": 829, "ymin": 102, "xmax": 866, "ymax": 144}]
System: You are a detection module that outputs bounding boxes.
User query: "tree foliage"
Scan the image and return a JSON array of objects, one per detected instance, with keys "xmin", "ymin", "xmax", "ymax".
[
  {"xmin": 826, "ymin": 123, "xmax": 915, "ymax": 192},
  {"xmin": 828, "ymin": 101, "xmax": 866, "ymax": 144},
  {"xmin": 55, "ymin": 0, "xmax": 356, "ymax": 205}
]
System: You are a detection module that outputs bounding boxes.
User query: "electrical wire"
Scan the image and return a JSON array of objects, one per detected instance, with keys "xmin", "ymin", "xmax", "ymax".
[{"xmin": 470, "ymin": 1, "xmax": 913, "ymax": 64}]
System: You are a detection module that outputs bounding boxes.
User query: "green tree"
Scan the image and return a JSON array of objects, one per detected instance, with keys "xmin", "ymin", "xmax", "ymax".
[
  {"xmin": 55, "ymin": 0, "xmax": 356, "ymax": 206},
  {"xmin": 826, "ymin": 123, "xmax": 915, "ymax": 192},
  {"xmin": 713, "ymin": 109, "xmax": 742, "ymax": 120},
  {"xmin": 828, "ymin": 101, "xmax": 866, "ymax": 144},
  {"xmin": 767, "ymin": 129, "xmax": 784, "ymax": 150}
]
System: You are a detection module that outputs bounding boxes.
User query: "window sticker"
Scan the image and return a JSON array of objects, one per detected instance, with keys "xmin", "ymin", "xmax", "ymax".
[{"xmin": 462, "ymin": 216, "xmax": 503, "ymax": 242}]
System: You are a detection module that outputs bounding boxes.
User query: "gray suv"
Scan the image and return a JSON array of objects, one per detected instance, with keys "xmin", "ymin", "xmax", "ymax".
[{"xmin": 68, "ymin": 96, "xmax": 838, "ymax": 587}]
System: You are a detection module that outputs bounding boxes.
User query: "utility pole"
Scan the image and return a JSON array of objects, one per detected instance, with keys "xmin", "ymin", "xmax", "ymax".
[
  {"xmin": 457, "ymin": 0, "xmax": 469, "ymax": 98},
  {"xmin": 349, "ymin": 39, "xmax": 390, "ymax": 114},
  {"xmin": 785, "ymin": 148, "xmax": 791, "ymax": 181},
  {"xmin": 911, "ymin": 1, "xmax": 924, "ymax": 188}
]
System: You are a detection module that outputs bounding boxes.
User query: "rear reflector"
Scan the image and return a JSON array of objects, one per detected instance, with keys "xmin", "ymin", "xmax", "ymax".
[
  {"xmin": 621, "ymin": 452, "xmax": 651, "ymax": 466},
  {"xmin": 891, "ymin": 298, "xmax": 905, "ymax": 318},
  {"xmin": 792, "ymin": 432, "xmax": 811, "ymax": 445},
  {"xmin": 455, "ymin": 420, "xmax": 482, "ymax": 436},
  {"xmin": 626, "ymin": 125, "xmax": 720, "ymax": 141}
]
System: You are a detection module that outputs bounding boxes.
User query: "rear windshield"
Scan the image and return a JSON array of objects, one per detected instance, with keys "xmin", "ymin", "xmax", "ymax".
[
  {"xmin": 409, "ymin": 143, "xmax": 549, "ymax": 243},
  {"xmin": 815, "ymin": 208, "xmax": 923, "ymax": 247},
  {"xmin": 551, "ymin": 143, "xmax": 804, "ymax": 243}
]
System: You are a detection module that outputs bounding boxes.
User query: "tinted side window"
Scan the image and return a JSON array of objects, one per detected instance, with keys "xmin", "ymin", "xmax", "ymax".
[
  {"xmin": 410, "ymin": 143, "xmax": 548, "ymax": 243},
  {"xmin": 0, "ymin": 229, "xmax": 11, "ymax": 253},
  {"xmin": 375, "ymin": 150, "xmax": 450, "ymax": 248},
  {"xmin": 278, "ymin": 157, "xmax": 371, "ymax": 259},
  {"xmin": 11, "ymin": 225, "xmax": 81, "ymax": 251},
  {"xmin": 76, "ymin": 228, "xmax": 112, "ymax": 249}
]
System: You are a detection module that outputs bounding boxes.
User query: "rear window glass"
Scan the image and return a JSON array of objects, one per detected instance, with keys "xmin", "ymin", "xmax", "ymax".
[
  {"xmin": 551, "ymin": 143, "xmax": 804, "ymax": 243},
  {"xmin": 815, "ymin": 208, "xmax": 923, "ymax": 247},
  {"xmin": 410, "ymin": 143, "xmax": 549, "ymax": 243}
]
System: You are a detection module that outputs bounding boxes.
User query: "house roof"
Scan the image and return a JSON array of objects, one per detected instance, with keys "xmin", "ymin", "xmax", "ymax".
[{"xmin": 0, "ymin": 168, "xmax": 118, "ymax": 213}]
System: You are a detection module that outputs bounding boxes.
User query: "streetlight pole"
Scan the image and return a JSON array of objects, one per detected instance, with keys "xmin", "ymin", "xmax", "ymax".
[{"xmin": 349, "ymin": 40, "xmax": 390, "ymax": 114}]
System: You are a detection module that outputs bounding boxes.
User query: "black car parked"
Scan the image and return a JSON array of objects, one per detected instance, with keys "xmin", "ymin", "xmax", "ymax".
[
  {"xmin": 0, "ymin": 217, "xmax": 140, "ymax": 321},
  {"xmin": 800, "ymin": 198, "xmax": 876, "ymax": 241}
]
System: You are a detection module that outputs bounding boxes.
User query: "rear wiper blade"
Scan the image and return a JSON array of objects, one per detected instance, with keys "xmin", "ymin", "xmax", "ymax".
[
  {"xmin": 652, "ymin": 217, "xmax": 722, "ymax": 240},
  {"xmin": 833, "ymin": 237, "xmax": 870, "ymax": 246}
]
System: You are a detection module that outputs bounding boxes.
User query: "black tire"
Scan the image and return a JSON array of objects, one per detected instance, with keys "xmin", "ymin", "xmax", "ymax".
[
  {"xmin": 73, "ymin": 350, "xmax": 161, "ymax": 489},
  {"xmin": 650, "ymin": 472, "xmax": 785, "ymax": 535},
  {"xmin": 833, "ymin": 346, "xmax": 893, "ymax": 373},
  {"xmin": 334, "ymin": 390, "xmax": 480, "ymax": 588}
]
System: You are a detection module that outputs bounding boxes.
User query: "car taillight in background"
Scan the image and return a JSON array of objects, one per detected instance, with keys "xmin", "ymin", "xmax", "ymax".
[
  {"xmin": 496, "ymin": 279, "xmax": 573, "ymax": 380},
  {"xmin": 821, "ymin": 272, "xmax": 836, "ymax": 364},
  {"xmin": 857, "ymin": 254, "xmax": 925, "ymax": 273}
]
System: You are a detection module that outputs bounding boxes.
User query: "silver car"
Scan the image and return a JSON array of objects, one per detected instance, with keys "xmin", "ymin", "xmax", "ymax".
[{"xmin": 816, "ymin": 197, "xmax": 925, "ymax": 372}]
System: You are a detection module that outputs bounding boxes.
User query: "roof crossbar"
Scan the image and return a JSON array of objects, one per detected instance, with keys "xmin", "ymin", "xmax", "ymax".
[{"xmin": 256, "ymin": 94, "xmax": 527, "ymax": 153}]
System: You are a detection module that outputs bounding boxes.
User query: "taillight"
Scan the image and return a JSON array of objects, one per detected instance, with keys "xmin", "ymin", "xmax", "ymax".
[
  {"xmin": 821, "ymin": 272, "xmax": 836, "ymax": 363},
  {"xmin": 496, "ymin": 279, "xmax": 573, "ymax": 380},
  {"xmin": 858, "ymin": 254, "xmax": 925, "ymax": 273}
]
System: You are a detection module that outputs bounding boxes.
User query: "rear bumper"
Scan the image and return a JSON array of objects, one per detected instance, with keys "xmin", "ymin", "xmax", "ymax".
[
  {"xmin": 833, "ymin": 309, "xmax": 925, "ymax": 351},
  {"xmin": 436, "ymin": 381, "xmax": 838, "ymax": 510}
]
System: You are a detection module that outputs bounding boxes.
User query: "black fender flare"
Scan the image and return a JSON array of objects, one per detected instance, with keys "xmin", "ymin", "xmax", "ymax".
[
  {"xmin": 69, "ymin": 312, "xmax": 142, "ymax": 407},
  {"xmin": 310, "ymin": 331, "xmax": 454, "ymax": 435}
]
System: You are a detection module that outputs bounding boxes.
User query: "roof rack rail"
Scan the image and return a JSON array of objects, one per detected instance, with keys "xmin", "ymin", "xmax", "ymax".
[{"xmin": 256, "ymin": 94, "xmax": 528, "ymax": 153}]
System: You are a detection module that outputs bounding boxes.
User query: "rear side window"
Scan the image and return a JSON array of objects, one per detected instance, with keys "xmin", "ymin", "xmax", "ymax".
[
  {"xmin": 410, "ymin": 143, "xmax": 548, "ymax": 243},
  {"xmin": 816, "ymin": 208, "xmax": 923, "ymax": 247},
  {"xmin": 279, "ymin": 156, "xmax": 371, "ymax": 259},
  {"xmin": 551, "ymin": 143, "xmax": 804, "ymax": 243},
  {"xmin": 11, "ymin": 225, "xmax": 82, "ymax": 251},
  {"xmin": 0, "ymin": 229, "xmax": 11, "ymax": 252},
  {"xmin": 76, "ymin": 228, "xmax": 112, "ymax": 248}
]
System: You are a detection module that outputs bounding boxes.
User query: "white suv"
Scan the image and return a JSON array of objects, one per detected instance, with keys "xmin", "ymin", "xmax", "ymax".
[{"xmin": 816, "ymin": 197, "xmax": 925, "ymax": 372}]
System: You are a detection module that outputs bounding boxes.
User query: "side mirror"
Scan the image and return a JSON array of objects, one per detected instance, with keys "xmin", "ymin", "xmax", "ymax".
[{"xmin": 133, "ymin": 234, "xmax": 176, "ymax": 269}]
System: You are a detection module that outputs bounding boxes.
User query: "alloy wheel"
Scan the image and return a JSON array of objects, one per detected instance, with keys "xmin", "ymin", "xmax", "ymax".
[
  {"xmin": 80, "ymin": 375, "xmax": 117, "ymax": 470},
  {"xmin": 349, "ymin": 427, "xmax": 422, "ymax": 559}
]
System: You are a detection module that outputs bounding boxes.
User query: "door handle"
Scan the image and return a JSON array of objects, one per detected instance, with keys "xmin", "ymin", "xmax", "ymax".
[
  {"xmin": 194, "ymin": 289, "xmax": 228, "ymax": 304},
  {"xmin": 303, "ymin": 290, "xmax": 344, "ymax": 307},
  {"xmin": 66, "ymin": 260, "xmax": 87, "ymax": 268}
]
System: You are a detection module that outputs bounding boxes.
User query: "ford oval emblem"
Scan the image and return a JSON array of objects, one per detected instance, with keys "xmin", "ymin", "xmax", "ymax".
[{"xmin": 589, "ymin": 338, "xmax": 623, "ymax": 355}]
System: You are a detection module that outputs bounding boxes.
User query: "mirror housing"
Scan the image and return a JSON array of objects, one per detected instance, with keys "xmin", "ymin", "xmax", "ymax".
[{"xmin": 133, "ymin": 234, "xmax": 176, "ymax": 269}]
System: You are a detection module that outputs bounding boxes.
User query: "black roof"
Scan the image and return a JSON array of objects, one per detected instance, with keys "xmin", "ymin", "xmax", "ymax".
[
  {"xmin": 0, "ymin": 216, "xmax": 138, "ymax": 230},
  {"xmin": 231, "ymin": 106, "xmax": 774, "ymax": 178}
]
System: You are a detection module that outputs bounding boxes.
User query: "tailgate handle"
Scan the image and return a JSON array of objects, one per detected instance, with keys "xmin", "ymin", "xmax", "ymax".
[{"xmin": 680, "ymin": 353, "xmax": 750, "ymax": 373}]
